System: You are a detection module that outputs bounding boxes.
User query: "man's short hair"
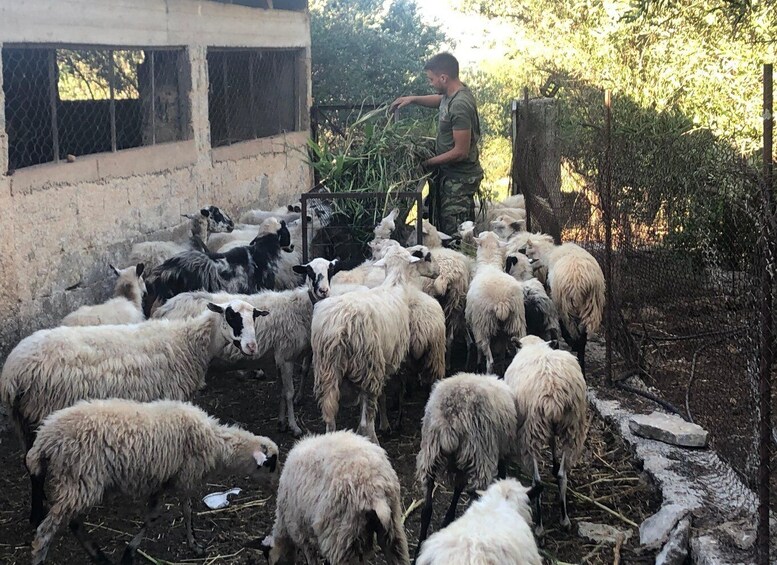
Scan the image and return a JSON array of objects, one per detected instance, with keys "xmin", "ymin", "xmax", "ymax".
[{"xmin": 424, "ymin": 53, "xmax": 459, "ymax": 79}]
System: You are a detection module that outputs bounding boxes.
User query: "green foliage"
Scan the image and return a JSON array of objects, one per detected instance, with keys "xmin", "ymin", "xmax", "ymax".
[
  {"xmin": 307, "ymin": 107, "xmax": 436, "ymax": 256},
  {"xmin": 310, "ymin": 0, "xmax": 447, "ymax": 105},
  {"xmin": 451, "ymin": 0, "xmax": 772, "ymax": 267}
]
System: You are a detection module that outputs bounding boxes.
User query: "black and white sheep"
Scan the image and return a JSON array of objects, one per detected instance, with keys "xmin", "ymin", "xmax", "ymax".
[
  {"xmin": 152, "ymin": 258, "xmax": 339, "ymax": 437},
  {"xmin": 129, "ymin": 206, "xmax": 234, "ymax": 270},
  {"xmin": 61, "ymin": 263, "xmax": 146, "ymax": 326},
  {"xmin": 26, "ymin": 398, "xmax": 278, "ymax": 564},
  {"xmin": 0, "ymin": 299, "xmax": 264, "ymax": 525},
  {"xmin": 142, "ymin": 217, "xmax": 291, "ymax": 315},
  {"xmin": 258, "ymin": 431, "xmax": 409, "ymax": 565}
]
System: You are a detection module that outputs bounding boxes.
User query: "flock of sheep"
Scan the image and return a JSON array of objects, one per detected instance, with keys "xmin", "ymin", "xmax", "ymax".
[{"xmin": 0, "ymin": 190, "xmax": 606, "ymax": 564}]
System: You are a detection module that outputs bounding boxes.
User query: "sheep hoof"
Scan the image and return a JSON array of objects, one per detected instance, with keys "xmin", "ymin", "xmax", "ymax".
[
  {"xmin": 291, "ymin": 427, "xmax": 303, "ymax": 438},
  {"xmin": 293, "ymin": 392, "xmax": 304, "ymax": 406},
  {"xmin": 560, "ymin": 516, "xmax": 572, "ymax": 531},
  {"xmin": 191, "ymin": 542, "xmax": 206, "ymax": 557},
  {"xmin": 277, "ymin": 421, "xmax": 288, "ymax": 432},
  {"xmin": 534, "ymin": 524, "xmax": 545, "ymax": 539}
]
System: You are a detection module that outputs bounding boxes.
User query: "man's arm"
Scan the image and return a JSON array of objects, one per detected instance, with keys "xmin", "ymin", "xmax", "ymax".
[
  {"xmin": 424, "ymin": 128, "xmax": 471, "ymax": 167},
  {"xmin": 390, "ymin": 94, "xmax": 443, "ymax": 111}
]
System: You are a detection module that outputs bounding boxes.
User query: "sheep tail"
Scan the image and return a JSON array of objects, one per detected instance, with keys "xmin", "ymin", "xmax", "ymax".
[
  {"xmin": 415, "ymin": 425, "xmax": 458, "ymax": 484},
  {"xmin": 25, "ymin": 439, "xmax": 45, "ymax": 477},
  {"xmin": 432, "ymin": 276, "xmax": 449, "ymax": 297},
  {"xmin": 580, "ymin": 277, "xmax": 605, "ymax": 335},
  {"xmin": 419, "ymin": 334, "xmax": 446, "ymax": 386},
  {"xmin": 372, "ymin": 496, "xmax": 410, "ymax": 565}
]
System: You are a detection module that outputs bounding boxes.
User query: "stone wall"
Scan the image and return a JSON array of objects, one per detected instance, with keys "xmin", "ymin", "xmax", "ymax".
[{"xmin": 0, "ymin": 1, "xmax": 313, "ymax": 360}]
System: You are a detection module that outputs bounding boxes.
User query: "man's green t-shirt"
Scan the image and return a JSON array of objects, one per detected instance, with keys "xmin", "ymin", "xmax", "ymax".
[{"xmin": 436, "ymin": 86, "xmax": 484, "ymax": 181}]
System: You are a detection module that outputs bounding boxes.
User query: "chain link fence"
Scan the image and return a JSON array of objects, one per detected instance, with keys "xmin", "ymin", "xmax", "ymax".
[
  {"xmin": 2, "ymin": 46, "xmax": 190, "ymax": 172},
  {"xmin": 512, "ymin": 65, "xmax": 774, "ymax": 562},
  {"xmin": 207, "ymin": 48, "xmax": 303, "ymax": 147}
]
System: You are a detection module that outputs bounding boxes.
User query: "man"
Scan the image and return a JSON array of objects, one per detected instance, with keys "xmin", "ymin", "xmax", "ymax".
[{"xmin": 390, "ymin": 52, "xmax": 483, "ymax": 236}]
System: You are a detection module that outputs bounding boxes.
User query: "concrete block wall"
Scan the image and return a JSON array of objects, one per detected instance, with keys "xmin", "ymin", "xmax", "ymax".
[{"xmin": 0, "ymin": 1, "xmax": 313, "ymax": 359}]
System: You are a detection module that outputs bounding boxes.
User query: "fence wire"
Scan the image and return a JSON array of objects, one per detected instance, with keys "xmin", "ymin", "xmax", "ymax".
[
  {"xmin": 207, "ymin": 48, "xmax": 301, "ymax": 147},
  {"xmin": 2, "ymin": 46, "xmax": 189, "ymax": 172},
  {"xmin": 513, "ymin": 68, "xmax": 774, "ymax": 562}
]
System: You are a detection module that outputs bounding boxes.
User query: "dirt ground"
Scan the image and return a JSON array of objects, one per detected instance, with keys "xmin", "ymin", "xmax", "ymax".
[{"xmin": 0, "ymin": 345, "xmax": 661, "ymax": 565}]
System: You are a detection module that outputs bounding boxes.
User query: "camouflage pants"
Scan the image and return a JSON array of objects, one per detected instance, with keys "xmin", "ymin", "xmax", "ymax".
[{"xmin": 430, "ymin": 175, "xmax": 483, "ymax": 236}]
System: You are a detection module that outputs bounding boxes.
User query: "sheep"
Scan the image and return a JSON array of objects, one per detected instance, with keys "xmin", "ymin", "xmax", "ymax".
[
  {"xmin": 465, "ymin": 231, "xmax": 526, "ymax": 374},
  {"xmin": 457, "ymin": 220, "xmax": 478, "ymax": 257},
  {"xmin": 61, "ymin": 263, "xmax": 146, "ymax": 326},
  {"xmin": 152, "ymin": 258, "xmax": 339, "ymax": 437},
  {"xmin": 129, "ymin": 206, "xmax": 235, "ymax": 270},
  {"xmin": 26, "ymin": 398, "xmax": 278, "ymax": 565},
  {"xmin": 239, "ymin": 207, "xmax": 300, "ymax": 226},
  {"xmin": 312, "ymin": 245, "xmax": 420, "ymax": 444},
  {"xmin": 416, "ymin": 478, "xmax": 542, "ymax": 565},
  {"xmin": 143, "ymin": 217, "xmax": 292, "ymax": 315},
  {"xmin": 475, "ymin": 194, "xmax": 526, "ymax": 233},
  {"xmin": 0, "ymin": 298, "xmax": 264, "ymax": 526},
  {"xmin": 373, "ymin": 207, "xmax": 399, "ymax": 240},
  {"xmin": 405, "ymin": 219, "xmax": 453, "ymax": 248},
  {"xmin": 490, "ymin": 212, "xmax": 527, "ymax": 240},
  {"xmin": 505, "ymin": 231, "xmax": 550, "ymax": 285},
  {"xmin": 329, "ymin": 238, "xmax": 401, "ymax": 288},
  {"xmin": 415, "ymin": 372, "xmax": 518, "ymax": 554},
  {"xmin": 504, "ymin": 253, "xmax": 560, "ymax": 344},
  {"xmin": 504, "ymin": 335, "xmax": 588, "ymax": 536},
  {"xmin": 257, "ymin": 431, "xmax": 408, "ymax": 565},
  {"xmin": 524, "ymin": 237, "xmax": 605, "ymax": 376},
  {"xmin": 377, "ymin": 245, "xmax": 446, "ymax": 432}
]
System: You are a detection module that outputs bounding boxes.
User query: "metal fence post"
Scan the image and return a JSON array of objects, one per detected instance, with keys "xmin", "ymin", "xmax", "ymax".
[
  {"xmin": 757, "ymin": 62, "xmax": 773, "ymax": 565},
  {"xmin": 604, "ymin": 89, "xmax": 613, "ymax": 386}
]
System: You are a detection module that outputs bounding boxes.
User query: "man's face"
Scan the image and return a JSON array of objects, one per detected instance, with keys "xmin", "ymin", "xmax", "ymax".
[{"xmin": 426, "ymin": 70, "xmax": 447, "ymax": 94}]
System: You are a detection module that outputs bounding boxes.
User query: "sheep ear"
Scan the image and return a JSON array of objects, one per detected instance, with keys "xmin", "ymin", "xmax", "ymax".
[
  {"xmin": 109, "ymin": 264, "xmax": 121, "ymax": 277},
  {"xmin": 510, "ymin": 221, "xmax": 525, "ymax": 232},
  {"xmin": 292, "ymin": 265, "xmax": 307, "ymax": 274},
  {"xmin": 254, "ymin": 309, "xmax": 269, "ymax": 319},
  {"xmin": 200, "ymin": 208, "xmax": 210, "ymax": 217},
  {"xmin": 425, "ymin": 252, "xmax": 432, "ymax": 263},
  {"xmin": 548, "ymin": 339, "xmax": 559, "ymax": 350},
  {"xmin": 438, "ymin": 230, "xmax": 453, "ymax": 241},
  {"xmin": 287, "ymin": 204, "xmax": 295, "ymax": 212},
  {"xmin": 505, "ymin": 256, "xmax": 518, "ymax": 271},
  {"xmin": 182, "ymin": 213, "xmax": 195, "ymax": 220},
  {"xmin": 135, "ymin": 263, "xmax": 145, "ymax": 277},
  {"xmin": 206, "ymin": 302, "xmax": 224, "ymax": 314},
  {"xmin": 498, "ymin": 240, "xmax": 509, "ymax": 248},
  {"xmin": 408, "ymin": 255, "xmax": 421, "ymax": 263},
  {"xmin": 374, "ymin": 257, "xmax": 387, "ymax": 267},
  {"xmin": 293, "ymin": 204, "xmax": 302, "ymax": 213}
]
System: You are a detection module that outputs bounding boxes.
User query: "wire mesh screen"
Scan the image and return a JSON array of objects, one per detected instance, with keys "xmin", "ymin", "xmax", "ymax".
[
  {"xmin": 2, "ymin": 46, "xmax": 189, "ymax": 172},
  {"xmin": 512, "ymin": 78, "xmax": 774, "ymax": 544},
  {"xmin": 207, "ymin": 49, "xmax": 301, "ymax": 147}
]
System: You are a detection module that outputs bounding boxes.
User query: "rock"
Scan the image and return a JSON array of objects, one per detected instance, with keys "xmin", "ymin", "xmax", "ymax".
[
  {"xmin": 656, "ymin": 517, "xmax": 690, "ymax": 565},
  {"xmin": 577, "ymin": 521, "xmax": 633, "ymax": 545},
  {"xmin": 640, "ymin": 504, "xmax": 689, "ymax": 548},
  {"xmin": 629, "ymin": 411, "xmax": 708, "ymax": 447}
]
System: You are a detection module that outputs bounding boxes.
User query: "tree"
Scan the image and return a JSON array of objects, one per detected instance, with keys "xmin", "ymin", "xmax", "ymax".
[{"xmin": 310, "ymin": 0, "xmax": 447, "ymax": 105}]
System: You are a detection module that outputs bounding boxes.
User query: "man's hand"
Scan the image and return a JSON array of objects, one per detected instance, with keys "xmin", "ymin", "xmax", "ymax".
[{"xmin": 390, "ymin": 96, "xmax": 415, "ymax": 112}]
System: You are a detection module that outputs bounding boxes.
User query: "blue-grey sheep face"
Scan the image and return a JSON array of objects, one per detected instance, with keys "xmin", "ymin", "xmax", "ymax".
[
  {"xmin": 207, "ymin": 300, "xmax": 267, "ymax": 356},
  {"xmin": 202, "ymin": 206, "xmax": 235, "ymax": 233},
  {"xmin": 293, "ymin": 258, "xmax": 337, "ymax": 300}
]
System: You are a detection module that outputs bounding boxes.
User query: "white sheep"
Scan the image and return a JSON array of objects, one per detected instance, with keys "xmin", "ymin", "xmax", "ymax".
[
  {"xmin": 26, "ymin": 398, "xmax": 278, "ymax": 564},
  {"xmin": 490, "ymin": 212, "xmax": 527, "ymax": 240},
  {"xmin": 505, "ymin": 231, "xmax": 550, "ymax": 285},
  {"xmin": 415, "ymin": 372, "xmax": 518, "ymax": 552},
  {"xmin": 405, "ymin": 219, "xmax": 453, "ymax": 248},
  {"xmin": 259, "ymin": 431, "xmax": 409, "ymax": 565},
  {"xmin": 465, "ymin": 231, "xmax": 526, "ymax": 374},
  {"xmin": 505, "ymin": 335, "xmax": 588, "ymax": 536},
  {"xmin": 61, "ymin": 263, "xmax": 146, "ymax": 326},
  {"xmin": 416, "ymin": 478, "xmax": 542, "ymax": 565},
  {"xmin": 129, "ymin": 206, "xmax": 235, "ymax": 270},
  {"xmin": 377, "ymin": 245, "xmax": 446, "ymax": 433},
  {"xmin": 312, "ymin": 245, "xmax": 419, "ymax": 443},
  {"xmin": 152, "ymin": 258, "xmax": 338, "ymax": 437},
  {"xmin": 0, "ymin": 299, "xmax": 264, "ymax": 525},
  {"xmin": 373, "ymin": 207, "xmax": 399, "ymax": 240},
  {"xmin": 524, "ymin": 237, "xmax": 605, "ymax": 376}
]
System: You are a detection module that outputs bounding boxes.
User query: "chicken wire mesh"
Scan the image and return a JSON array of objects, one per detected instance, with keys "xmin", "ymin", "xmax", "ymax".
[
  {"xmin": 511, "ymin": 70, "xmax": 774, "ymax": 561},
  {"xmin": 2, "ymin": 46, "xmax": 189, "ymax": 172},
  {"xmin": 207, "ymin": 48, "xmax": 303, "ymax": 147}
]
